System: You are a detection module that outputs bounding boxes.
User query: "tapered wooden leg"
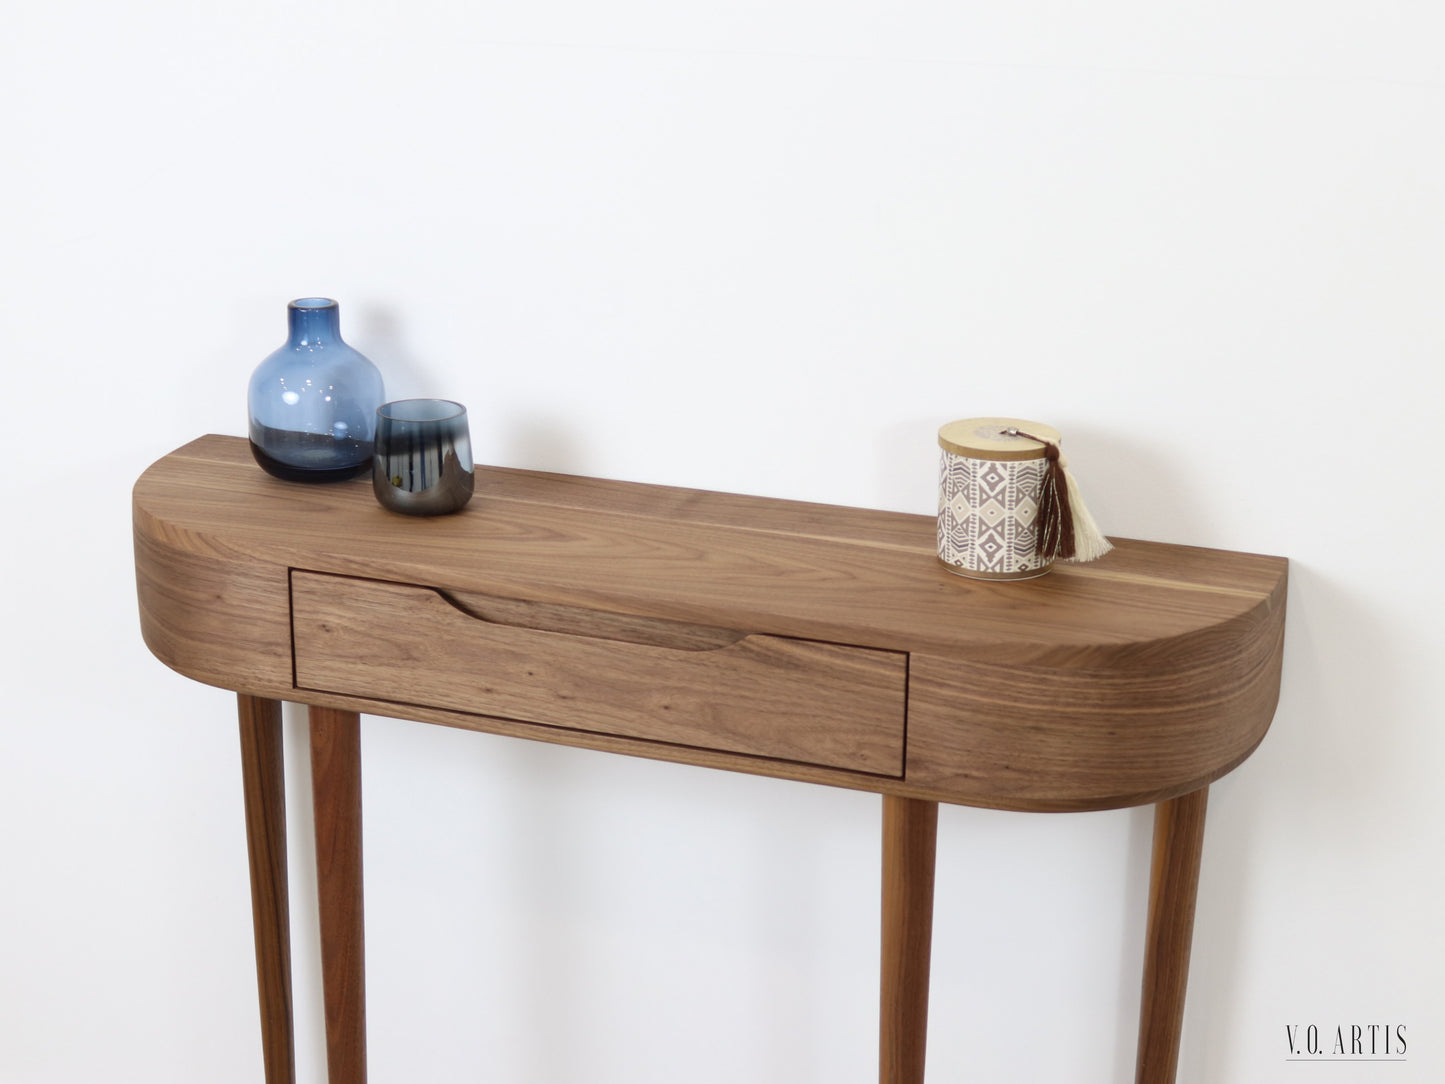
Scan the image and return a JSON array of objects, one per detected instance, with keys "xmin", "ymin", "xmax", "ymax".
[
  {"xmin": 880, "ymin": 796, "xmax": 939, "ymax": 1084},
  {"xmin": 1135, "ymin": 786, "xmax": 1209, "ymax": 1084},
  {"xmin": 310, "ymin": 707, "xmax": 366, "ymax": 1084},
  {"xmin": 238, "ymin": 694, "xmax": 295, "ymax": 1084}
]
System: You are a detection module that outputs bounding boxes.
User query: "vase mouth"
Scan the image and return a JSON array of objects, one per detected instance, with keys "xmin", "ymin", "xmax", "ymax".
[
  {"xmin": 378, "ymin": 398, "xmax": 468, "ymax": 423},
  {"xmin": 289, "ymin": 297, "xmax": 338, "ymax": 310}
]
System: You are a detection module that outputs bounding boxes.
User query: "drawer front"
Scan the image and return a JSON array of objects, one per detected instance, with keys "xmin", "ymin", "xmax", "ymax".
[{"xmin": 291, "ymin": 571, "xmax": 906, "ymax": 776}]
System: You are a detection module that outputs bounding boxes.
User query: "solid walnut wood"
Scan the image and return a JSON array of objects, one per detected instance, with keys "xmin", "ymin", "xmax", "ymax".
[
  {"xmin": 131, "ymin": 435, "xmax": 1290, "ymax": 1084},
  {"xmin": 133, "ymin": 434, "xmax": 1288, "ymax": 813},
  {"xmin": 291, "ymin": 571, "xmax": 907, "ymax": 776},
  {"xmin": 1135, "ymin": 787, "xmax": 1209, "ymax": 1084},
  {"xmin": 880, "ymin": 797, "xmax": 938, "ymax": 1084},
  {"xmin": 132, "ymin": 437, "xmax": 1286, "ymax": 660},
  {"xmin": 905, "ymin": 600, "xmax": 1285, "ymax": 811},
  {"xmin": 309, "ymin": 707, "xmax": 366, "ymax": 1084},
  {"xmin": 134, "ymin": 511, "xmax": 293, "ymax": 698},
  {"xmin": 445, "ymin": 586, "xmax": 744, "ymax": 650},
  {"xmin": 256, "ymin": 679, "xmax": 920, "ymax": 801},
  {"xmin": 237, "ymin": 695, "xmax": 295, "ymax": 1084}
]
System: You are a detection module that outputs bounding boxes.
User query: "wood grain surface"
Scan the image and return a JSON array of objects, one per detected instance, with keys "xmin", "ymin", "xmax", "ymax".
[
  {"xmin": 1135, "ymin": 788, "xmax": 1209, "ymax": 1084},
  {"xmin": 292, "ymin": 570, "xmax": 907, "ymax": 775},
  {"xmin": 309, "ymin": 707, "xmax": 366, "ymax": 1084},
  {"xmin": 133, "ymin": 435, "xmax": 1285, "ymax": 655},
  {"xmin": 134, "ymin": 509, "xmax": 292, "ymax": 696},
  {"xmin": 134, "ymin": 435, "xmax": 1290, "ymax": 1084},
  {"xmin": 879, "ymin": 796, "xmax": 938, "ymax": 1084},
  {"xmin": 132, "ymin": 434, "xmax": 1290, "ymax": 812},
  {"xmin": 237, "ymin": 695, "xmax": 294, "ymax": 1084},
  {"xmin": 904, "ymin": 597, "xmax": 1285, "ymax": 810}
]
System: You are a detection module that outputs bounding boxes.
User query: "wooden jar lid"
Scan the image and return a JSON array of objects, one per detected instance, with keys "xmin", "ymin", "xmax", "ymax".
[{"xmin": 937, "ymin": 417, "xmax": 1061, "ymax": 461}]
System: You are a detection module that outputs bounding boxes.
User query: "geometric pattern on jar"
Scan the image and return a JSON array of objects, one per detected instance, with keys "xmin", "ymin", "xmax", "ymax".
[{"xmin": 937, "ymin": 451, "xmax": 1049, "ymax": 575}]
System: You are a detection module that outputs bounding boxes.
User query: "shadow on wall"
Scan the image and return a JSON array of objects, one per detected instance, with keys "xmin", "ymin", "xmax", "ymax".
[
  {"xmin": 497, "ymin": 739, "xmax": 876, "ymax": 1083},
  {"xmin": 873, "ymin": 415, "xmax": 1218, "ymax": 544},
  {"xmin": 503, "ymin": 415, "xmax": 592, "ymax": 476},
  {"xmin": 1038, "ymin": 421, "xmax": 1219, "ymax": 547},
  {"xmin": 872, "ymin": 417, "xmax": 948, "ymax": 515},
  {"xmin": 1164, "ymin": 560, "xmax": 1403, "ymax": 1078},
  {"xmin": 1244, "ymin": 562, "xmax": 1406, "ymax": 826},
  {"xmin": 355, "ymin": 303, "xmax": 445, "ymax": 405}
]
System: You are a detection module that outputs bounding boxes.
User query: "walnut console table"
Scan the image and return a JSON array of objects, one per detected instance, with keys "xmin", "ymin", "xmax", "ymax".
[{"xmin": 133, "ymin": 435, "xmax": 1287, "ymax": 1084}]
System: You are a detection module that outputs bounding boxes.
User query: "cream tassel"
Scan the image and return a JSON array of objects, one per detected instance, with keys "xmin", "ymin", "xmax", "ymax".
[
  {"xmin": 1009, "ymin": 428, "xmax": 1113, "ymax": 564},
  {"xmin": 1059, "ymin": 455, "xmax": 1113, "ymax": 562}
]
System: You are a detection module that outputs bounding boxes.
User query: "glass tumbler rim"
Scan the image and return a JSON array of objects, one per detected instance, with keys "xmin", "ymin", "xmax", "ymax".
[{"xmin": 378, "ymin": 398, "xmax": 468, "ymax": 423}]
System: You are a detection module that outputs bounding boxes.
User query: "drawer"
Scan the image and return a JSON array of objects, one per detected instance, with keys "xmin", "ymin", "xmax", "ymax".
[{"xmin": 291, "ymin": 571, "xmax": 906, "ymax": 776}]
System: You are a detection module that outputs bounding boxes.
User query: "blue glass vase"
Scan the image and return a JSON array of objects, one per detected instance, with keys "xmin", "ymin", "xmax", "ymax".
[{"xmin": 248, "ymin": 298, "xmax": 385, "ymax": 482}]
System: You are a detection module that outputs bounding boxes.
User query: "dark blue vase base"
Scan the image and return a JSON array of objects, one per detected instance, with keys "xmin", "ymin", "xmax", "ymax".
[{"xmin": 249, "ymin": 431, "xmax": 372, "ymax": 483}]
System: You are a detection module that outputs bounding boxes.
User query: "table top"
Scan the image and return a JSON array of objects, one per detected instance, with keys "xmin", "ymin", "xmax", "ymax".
[{"xmin": 134, "ymin": 436, "xmax": 1288, "ymax": 812}]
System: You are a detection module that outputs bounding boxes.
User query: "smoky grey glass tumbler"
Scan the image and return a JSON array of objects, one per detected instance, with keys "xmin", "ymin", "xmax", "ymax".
[{"xmin": 372, "ymin": 400, "xmax": 475, "ymax": 515}]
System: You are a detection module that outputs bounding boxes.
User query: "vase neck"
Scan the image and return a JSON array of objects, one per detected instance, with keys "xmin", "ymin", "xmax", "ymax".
[{"xmin": 287, "ymin": 298, "xmax": 343, "ymax": 346}]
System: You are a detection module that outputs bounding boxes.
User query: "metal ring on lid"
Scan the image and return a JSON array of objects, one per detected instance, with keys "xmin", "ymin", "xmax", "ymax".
[{"xmin": 937, "ymin": 417, "xmax": 1060, "ymax": 461}]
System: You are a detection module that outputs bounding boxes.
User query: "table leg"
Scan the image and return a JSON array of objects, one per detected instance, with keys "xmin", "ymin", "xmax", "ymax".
[
  {"xmin": 1135, "ymin": 786, "xmax": 1209, "ymax": 1084},
  {"xmin": 310, "ymin": 706, "xmax": 367, "ymax": 1084},
  {"xmin": 238, "ymin": 694, "xmax": 295, "ymax": 1084},
  {"xmin": 880, "ymin": 796, "xmax": 939, "ymax": 1084}
]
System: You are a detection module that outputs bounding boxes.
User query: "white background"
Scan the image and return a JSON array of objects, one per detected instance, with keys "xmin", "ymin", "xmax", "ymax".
[{"xmin": 2, "ymin": 3, "xmax": 1441, "ymax": 1082}]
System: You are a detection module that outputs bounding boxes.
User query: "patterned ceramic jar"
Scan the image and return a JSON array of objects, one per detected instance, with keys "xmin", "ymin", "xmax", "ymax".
[{"xmin": 937, "ymin": 417, "xmax": 1061, "ymax": 580}]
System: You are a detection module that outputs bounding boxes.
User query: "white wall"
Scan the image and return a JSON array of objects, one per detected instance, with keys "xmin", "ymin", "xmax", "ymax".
[{"xmin": 3, "ymin": 3, "xmax": 1441, "ymax": 1081}]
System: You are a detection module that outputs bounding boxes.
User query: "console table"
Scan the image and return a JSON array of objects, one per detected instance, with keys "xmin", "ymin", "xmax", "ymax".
[{"xmin": 132, "ymin": 435, "xmax": 1287, "ymax": 1084}]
